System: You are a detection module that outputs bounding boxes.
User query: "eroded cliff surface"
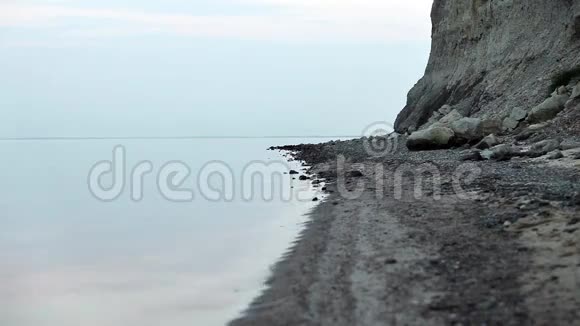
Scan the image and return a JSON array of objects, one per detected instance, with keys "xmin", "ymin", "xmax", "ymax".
[{"xmin": 395, "ymin": 0, "xmax": 580, "ymax": 133}]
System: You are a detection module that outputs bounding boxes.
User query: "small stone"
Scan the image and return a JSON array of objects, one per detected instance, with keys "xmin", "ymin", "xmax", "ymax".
[
  {"xmin": 528, "ymin": 123, "xmax": 548, "ymax": 131},
  {"xmin": 475, "ymin": 134, "xmax": 500, "ymax": 150},
  {"xmin": 460, "ymin": 150, "xmax": 483, "ymax": 161},
  {"xmin": 289, "ymin": 170, "xmax": 299, "ymax": 175},
  {"xmin": 532, "ymin": 139, "xmax": 561, "ymax": 154},
  {"xmin": 385, "ymin": 258, "xmax": 398, "ymax": 265},
  {"xmin": 515, "ymin": 130, "xmax": 534, "ymax": 141},
  {"xmin": 481, "ymin": 144, "xmax": 514, "ymax": 161},
  {"xmin": 299, "ymin": 175, "xmax": 310, "ymax": 181},
  {"xmin": 312, "ymin": 197, "xmax": 319, "ymax": 202},
  {"xmin": 560, "ymin": 140, "xmax": 580, "ymax": 150},
  {"xmin": 546, "ymin": 150, "xmax": 564, "ymax": 160},
  {"xmin": 556, "ymin": 86, "xmax": 568, "ymax": 95}
]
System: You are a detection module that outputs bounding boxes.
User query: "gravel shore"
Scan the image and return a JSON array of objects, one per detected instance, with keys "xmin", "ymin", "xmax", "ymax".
[{"xmin": 230, "ymin": 137, "xmax": 580, "ymax": 325}]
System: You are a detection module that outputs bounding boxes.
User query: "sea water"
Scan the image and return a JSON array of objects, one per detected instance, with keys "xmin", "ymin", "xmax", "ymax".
[{"xmin": 0, "ymin": 138, "xmax": 323, "ymax": 326}]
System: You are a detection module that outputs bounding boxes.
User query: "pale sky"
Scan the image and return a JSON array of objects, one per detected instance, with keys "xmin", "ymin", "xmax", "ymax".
[{"xmin": 0, "ymin": 0, "xmax": 433, "ymax": 137}]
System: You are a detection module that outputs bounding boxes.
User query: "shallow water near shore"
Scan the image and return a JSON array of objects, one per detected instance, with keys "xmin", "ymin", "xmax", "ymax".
[{"xmin": 0, "ymin": 139, "xmax": 323, "ymax": 326}]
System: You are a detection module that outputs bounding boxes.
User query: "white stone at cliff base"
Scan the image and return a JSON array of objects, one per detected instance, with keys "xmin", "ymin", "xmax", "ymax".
[
  {"xmin": 502, "ymin": 107, "xmax": 528, "ymax": 131},
  {"xmin": 450, "ymin": 117, "xmax": 484, "ymax": 142},
  {"xmin": 560, "ymin": 139, "xmax": 580, "ymax": 150},
  {"xmin": 406, "ymin": 127, "xmax": 455, "ymax": 150},
  {"xmin": 553, "ymin": 86, "xmax": 568, "ymax": 96},
  {"xmin": 502, "ymin": 117, "xmax": 519, "ymax": 131},
  {"xmin": 571, "ymin": 82, "xmax": 580, "ymax": 99},
  {"xmin": 527, "ymin": 94, "xmax": 569, "ymax": 123},
  {"xmin": 510, "ymin": 107, "xmax": 528, "ymax": 121},
  {"xmin": 438, "ymin": 109, "xmax": 464, "ymax": 125},
  {"xmin": 481, "ymin": 144, "xmax": 514, "ymax": 160},
  {"xmin": 438, "ymin": 104, "xmax": 453, "ymax": 116}
]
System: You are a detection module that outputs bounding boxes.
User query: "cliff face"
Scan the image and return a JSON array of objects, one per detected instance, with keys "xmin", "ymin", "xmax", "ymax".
[{"xmin": 395, "ymin": 0, "xmax": 580, "ymax": 133}]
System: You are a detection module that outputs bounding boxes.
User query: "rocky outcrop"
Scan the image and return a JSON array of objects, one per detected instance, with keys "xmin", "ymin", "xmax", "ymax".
[{"xmin": 395, "ymin": 0, "xmax": 580, "ymax": 133}]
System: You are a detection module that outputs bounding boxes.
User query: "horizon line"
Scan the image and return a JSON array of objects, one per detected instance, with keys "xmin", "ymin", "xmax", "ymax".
[{"xmin": 0, "ymin": 135, "xmax": 361, "ymax": 142}]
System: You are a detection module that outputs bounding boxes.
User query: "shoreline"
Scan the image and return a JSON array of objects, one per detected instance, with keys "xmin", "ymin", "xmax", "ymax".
[{"xmin": 230, "ymin": 138, "xmax": 580, "ymax": 325}]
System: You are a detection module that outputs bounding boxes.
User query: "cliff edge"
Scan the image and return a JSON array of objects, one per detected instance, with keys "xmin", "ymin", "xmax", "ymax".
[{"xmin": 395, "ymin": 0, "xmax": 580, "ymax": 133}]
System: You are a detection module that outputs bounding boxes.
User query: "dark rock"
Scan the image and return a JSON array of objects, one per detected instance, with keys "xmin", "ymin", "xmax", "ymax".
[
  {"xmin": 347, "ymin": 170, "xmax": 364, "ymax": 178},
  {"xmin": 289, "ymin": 170, "xmax": 299, "ymax": 175},
  {"xmin": 299, "ymin": 175, "xmax": 310, "ymax": 181},
  {"xmin": 515, "ymin": 130, "xmax": 534, "ymax": 141},
  {"xmin": 531, "ymin": 139, "xmax": 561, "ymax": 154},
  {"xmin": 481, "ymin": 118, "xmax": 503, "ymax": 136},
  {"xmin": 475, "ymin": 134, "xmax": 500, "ymax": 150},
  {"xmin": 318, "ymin": 170, "xmax": 337, "ymax": 179},
  {"xmin": 528, "ymin": 133, "xmax": 548, "ymax": 144},
  {"xmin": 460, "ymin": 150, "xmax": 483, "ymax": 161},
  {"xmin": 312, "ymin": 197, "xmax": 319, "ymax": 202}
]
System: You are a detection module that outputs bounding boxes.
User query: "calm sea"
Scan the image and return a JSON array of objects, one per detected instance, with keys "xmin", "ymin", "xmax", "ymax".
[{"xmin": 0, "ymin": 138, "xmax": 324, "ymax": 326}]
